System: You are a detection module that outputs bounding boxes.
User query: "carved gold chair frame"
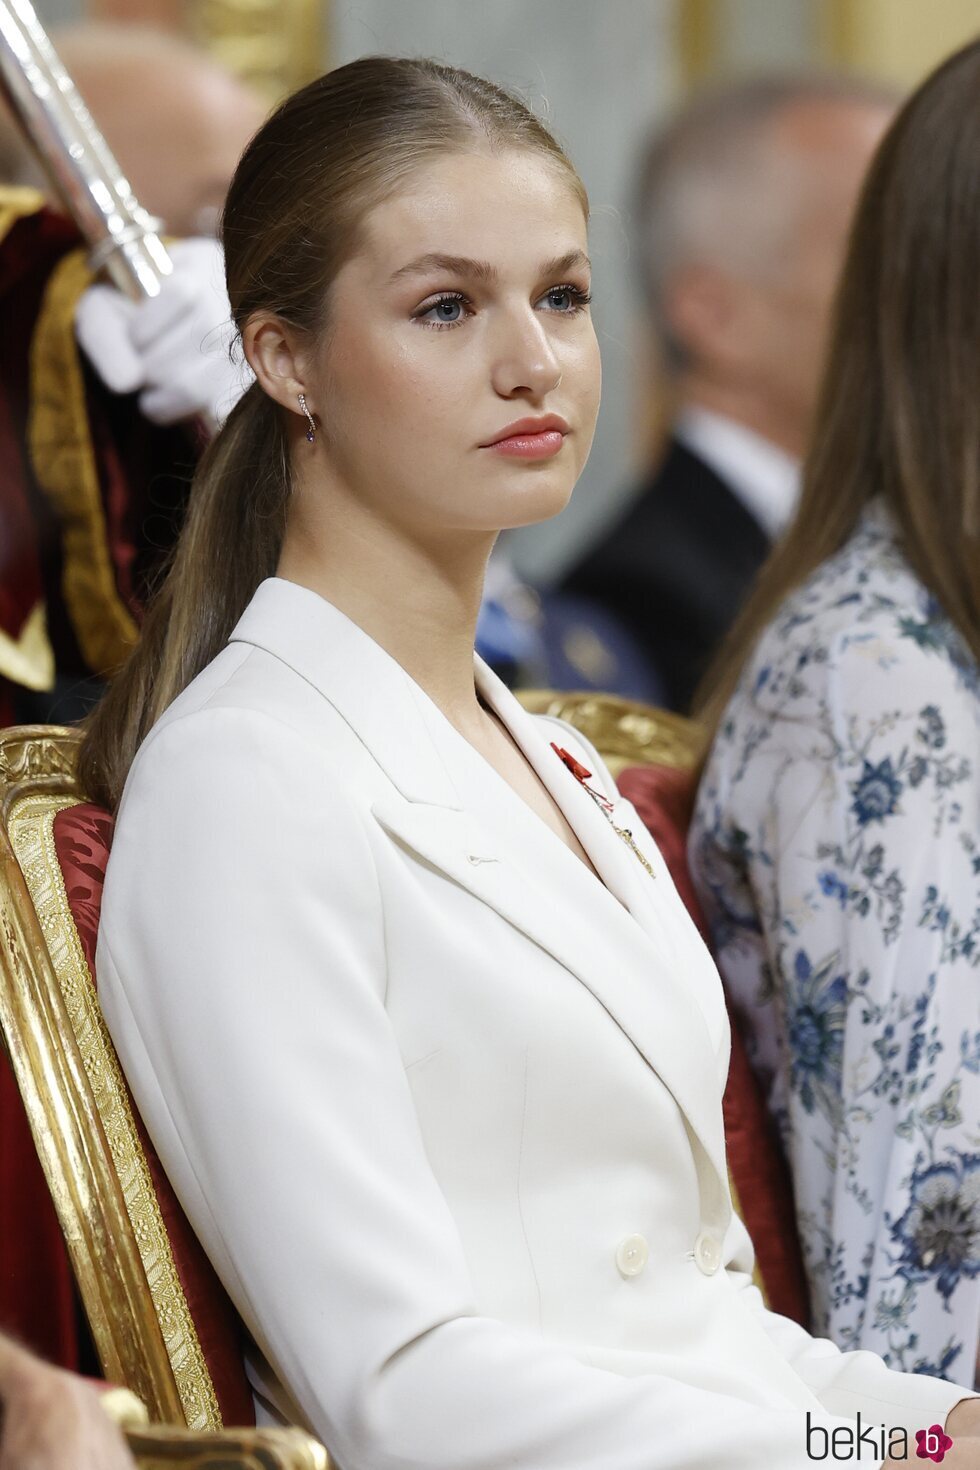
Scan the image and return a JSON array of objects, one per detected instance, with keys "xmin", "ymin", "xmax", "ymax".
[{"xmin": 0, "ymin": 725, "xmax": 328, "ymax": 1470}]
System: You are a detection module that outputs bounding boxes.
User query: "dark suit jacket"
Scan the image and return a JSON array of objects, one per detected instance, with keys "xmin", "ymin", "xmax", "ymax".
[{"xmin": 562, "ymin": 438, "xmax": 772, "ymax": 713}]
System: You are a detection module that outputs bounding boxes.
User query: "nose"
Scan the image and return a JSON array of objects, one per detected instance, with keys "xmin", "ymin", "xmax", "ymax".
[{"xmin": 489, "ymin": 303, "xmax": 562, "ymax": 401}]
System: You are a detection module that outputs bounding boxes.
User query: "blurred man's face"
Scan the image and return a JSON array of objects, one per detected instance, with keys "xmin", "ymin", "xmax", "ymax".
[
  {"xmin": 744, "ymin": 98, "xmax": 892, "ymax": 450},
  {"xmin": 67, "ymin": 52, "xmax": 266, "ymax": 237},
  {"xmin": 668, "ymin": 97, "xmax": 892, "ymax": 456}
]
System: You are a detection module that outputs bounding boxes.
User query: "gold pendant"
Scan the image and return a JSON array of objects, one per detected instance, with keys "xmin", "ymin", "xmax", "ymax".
[{"xmin": 611, "ymin": 821, "xmax": 655, "ymax": 878}]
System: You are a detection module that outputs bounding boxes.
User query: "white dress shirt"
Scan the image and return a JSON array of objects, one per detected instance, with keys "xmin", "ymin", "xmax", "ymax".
[{"xmin": 675, "ymin": 406, "xmax": 801, "ymax": 541}]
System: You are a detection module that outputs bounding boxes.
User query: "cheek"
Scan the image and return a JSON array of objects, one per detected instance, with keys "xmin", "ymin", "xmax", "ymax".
[
  {"xmin": 332, "ymin": 329, "xmax": 474, "ymax": 441},
  {"xmin": 569, "ymin": 329, "xmax": 602, "ymax": 430}
]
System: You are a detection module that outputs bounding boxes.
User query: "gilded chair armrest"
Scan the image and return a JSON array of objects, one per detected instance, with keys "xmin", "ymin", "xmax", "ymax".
[
  {"xmin": 100, "ymin": 1385, "xmax": 150, "ymax": 1428},
  {"xmin": 124, "ymin": 1423, "xmax": 330, "ymax": 1470}
]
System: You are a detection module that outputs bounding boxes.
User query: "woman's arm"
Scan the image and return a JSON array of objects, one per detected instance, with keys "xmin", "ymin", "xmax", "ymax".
[
  {"xmin": 695, "ymin": 635, "xmax": 980, "ymax": 1388},
  {"xmin": 97, "ymin": 702, "xmax": 964, "ymax": 1470}
]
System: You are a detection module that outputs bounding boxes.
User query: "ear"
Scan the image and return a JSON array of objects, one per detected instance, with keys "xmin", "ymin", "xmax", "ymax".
[
  {"xmin": 664, "ymin": 262, "xmax": 744, "ymax": 370},
  {"xmin": 242, "ymin": 313, "xmax": 314, "ymax": 415}
]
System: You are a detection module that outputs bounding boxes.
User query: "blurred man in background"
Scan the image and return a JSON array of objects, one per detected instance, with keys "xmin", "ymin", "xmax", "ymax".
[
  {"xmin": 0, "ymin": 22, "xmax": 266, "ymax": 236},
  {"xmin": 0, "ymin": 23, "xmax": 262, "ymax": 729},
  {"xmin": 563, "ymin": 75, "xmax": 894, "ymax": 713},
  {"xmin": 0, "ymin": 29, "xmax": 260, "ymax": 1369}
]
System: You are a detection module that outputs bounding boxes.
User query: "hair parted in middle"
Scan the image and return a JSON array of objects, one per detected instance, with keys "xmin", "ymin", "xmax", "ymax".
[{"xmin": 78, "ymin": 56, "xmax": 588, "ymax": 812}]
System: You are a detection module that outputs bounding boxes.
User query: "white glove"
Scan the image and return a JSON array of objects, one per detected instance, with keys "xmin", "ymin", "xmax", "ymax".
[{"xmin": 74, "ymin": 238, "xmax": 253, "ymax": 430}]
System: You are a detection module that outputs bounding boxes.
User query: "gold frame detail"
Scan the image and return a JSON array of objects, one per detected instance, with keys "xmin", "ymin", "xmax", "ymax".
[
  {"xmin": 0, "ymin": 726, "xmax": 328, "ymax": 1469},
  {"xmin": 675, "ymin": 0, "xmax": 721, "ymax": 85},
  {"xmin": 122, "ymin": 1423, "xmax": 328, "ymax": 1469},
  {"xmin": 517, "ymin": 689, "xmax": 703, "ymax": 776},
  {"xmin": 188, "ymin": 0, "xmax": 326, "ymax": 104},
  {"xmin": 28, "ymin": 250, "xmax": 140, "ymax": 675},
  {"xmin": 9, "ymin": 794, "xmax": 220, "ymax": 1432}
]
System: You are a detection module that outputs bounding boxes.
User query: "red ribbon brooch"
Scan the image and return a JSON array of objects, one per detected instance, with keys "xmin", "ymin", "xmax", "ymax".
[{"xmin": 551, "ymin": 744, "xmax": 654, "ymax": 878}]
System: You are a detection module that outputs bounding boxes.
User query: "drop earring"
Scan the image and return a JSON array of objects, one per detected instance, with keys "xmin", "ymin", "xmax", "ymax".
[{"xmin": 298, "ymin": 392, "xmax": 316, "ymax": 444}]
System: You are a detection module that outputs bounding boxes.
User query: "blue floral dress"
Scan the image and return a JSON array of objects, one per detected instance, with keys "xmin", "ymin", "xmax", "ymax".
[{"xmin": 689, "ymin": 501, "xmax": 980, "ymax": 1388}]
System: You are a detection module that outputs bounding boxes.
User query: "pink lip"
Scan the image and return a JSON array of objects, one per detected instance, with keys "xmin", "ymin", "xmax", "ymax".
[{"xmin": 481, "ymin": 414, "xmax": 569, "ymax": 461}]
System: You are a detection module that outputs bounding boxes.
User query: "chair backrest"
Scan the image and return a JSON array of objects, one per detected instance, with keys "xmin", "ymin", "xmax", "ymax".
[
  {"xmin": 518, "ymin": 688, "xmax": 701, "ymax": 777},
  {"xmin": 0, "ymin": 725, "xmax": 251, "ymax": 1430}
]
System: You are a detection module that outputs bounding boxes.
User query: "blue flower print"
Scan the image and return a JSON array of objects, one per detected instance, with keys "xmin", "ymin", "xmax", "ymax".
[
  {"xmin": 690, "ymin": 498, "xmax": 980, "ymax": 1382},
  {"xmin": 918, "ymin": 706, "xmax": 946, "ymax": 750},
  {"xmin": 787, "ymin": 950, "xmax": 847, "ymax": 1121},
  {"xmin": 850, "ymin": 758, "xmax": 903, "ymax": 828},
  {"xmin": 890, "ymin": 1156, "xmax": 980, "ymax": 1308}
]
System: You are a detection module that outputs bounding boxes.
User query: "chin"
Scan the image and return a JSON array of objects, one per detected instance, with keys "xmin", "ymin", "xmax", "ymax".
[
  {"xmin": 497, "ymin": 482, "xmax": 575, "ymax": 530},
  {"xmin": 480, "ymin": 462, "xmax": 578, "ymax": 529}
]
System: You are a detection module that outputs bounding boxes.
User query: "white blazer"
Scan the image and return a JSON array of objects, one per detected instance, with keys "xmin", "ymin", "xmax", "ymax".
[{"xmin": 97, "ymin": 577, "xmax": 969, "ymax": 1470}]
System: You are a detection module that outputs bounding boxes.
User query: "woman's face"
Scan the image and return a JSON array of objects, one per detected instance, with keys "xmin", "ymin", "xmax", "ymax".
[{"xmin": 302, "ymin": 147, "xmax": 601, "ymax": 537}]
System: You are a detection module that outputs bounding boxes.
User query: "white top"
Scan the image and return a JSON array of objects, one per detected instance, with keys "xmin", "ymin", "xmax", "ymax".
[
  {"xmin": 675, "ymin": 405, "xmax": 801, "ymax": 541},
  {"xmin": 96, "ymin": 577, "xmax": 971, "ymax": 1469}
]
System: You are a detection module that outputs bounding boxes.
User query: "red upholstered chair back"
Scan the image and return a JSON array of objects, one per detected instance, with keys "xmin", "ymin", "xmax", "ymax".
[
  {"xmin": 0, "ymin": 727, "xmax": 253, "ymax": 1431},
  {"xmin": 55, "ymin": 802, "xmax": 255, "ymax": 1425}
]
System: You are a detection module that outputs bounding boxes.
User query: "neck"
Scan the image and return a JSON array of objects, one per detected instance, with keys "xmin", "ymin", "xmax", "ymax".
[
  {"xmin": 276, "ymin": 485, "xmax": 495, "ymax": 730},
  {"xmin": 677, "ymin": 375, "xmax": 808, "ymax": 460}
]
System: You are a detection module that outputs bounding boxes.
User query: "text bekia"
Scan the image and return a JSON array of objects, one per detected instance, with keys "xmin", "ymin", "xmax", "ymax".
[{"xmin": 806, "ymin": 1412, "xmax": 954, "ymax": 1462}]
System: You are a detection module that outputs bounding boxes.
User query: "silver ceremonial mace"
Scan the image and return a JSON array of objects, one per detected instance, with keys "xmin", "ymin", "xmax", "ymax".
[{"xmin": 0, "ymin": 0, "xmax": 172, "ymax": 299}]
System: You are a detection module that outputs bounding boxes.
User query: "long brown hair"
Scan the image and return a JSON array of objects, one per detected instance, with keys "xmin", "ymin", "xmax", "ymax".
[
  {"xmin": 695, "ymin": 38, "xmax": 980, "ymax": 738},
  {"xmin": 79, "ymin": 56, "xmax": 586, "ymax": 810}
]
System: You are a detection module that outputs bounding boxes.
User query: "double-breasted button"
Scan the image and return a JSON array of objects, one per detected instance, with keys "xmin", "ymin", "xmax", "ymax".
[
  {"xmin": 615, "ymin": 1234, "xmax": 649, "ymax": 1279},
  {"xmin": 694, "ymin": 1231, "xmax": 721, "ymax": 1275}
]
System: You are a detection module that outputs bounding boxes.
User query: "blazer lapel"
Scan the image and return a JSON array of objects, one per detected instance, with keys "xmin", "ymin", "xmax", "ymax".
[{"xmin": 230, "ymin": 580, "xmax": 730, "ymax": 1216}]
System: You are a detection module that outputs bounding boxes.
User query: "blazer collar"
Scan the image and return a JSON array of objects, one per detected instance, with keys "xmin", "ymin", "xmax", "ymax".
[
  {"xmin": 229, "ymin": 578, "xmax": 730, "ymax": 1217},
  {"xmin": 230, "ymin": 578, "xmax": 462, "ymax": 809}
]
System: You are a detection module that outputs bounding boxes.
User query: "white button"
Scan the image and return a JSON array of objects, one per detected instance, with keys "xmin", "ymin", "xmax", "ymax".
[
  {"xmin": 615, "ymin": 1234, "xmax": 649, "ymax": 1279},
  {"xmin": 694, "ymin": 1231, "xmax": 721, "ymax": 1275}
]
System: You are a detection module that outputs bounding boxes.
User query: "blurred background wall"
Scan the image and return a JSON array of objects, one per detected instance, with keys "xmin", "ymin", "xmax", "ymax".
[{"xmin": 26, "ymin": 0, "xmax": 980, "ymax": 582}]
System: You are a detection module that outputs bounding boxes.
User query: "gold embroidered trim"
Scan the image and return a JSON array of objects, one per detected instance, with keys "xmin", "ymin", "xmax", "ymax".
[
  {"xmin": 27, "ymin": 249, "xmax": 139, "ymax": 676},
  {"xmin": 0, "ymin": 189, "xmax": 56, "ymax": 692},
  {"xmin": 0, "ymin": 599, "xmax": 55, "ymax": 691},
  {"xmin": 8, "ymin": 794, "xmax": 221, "ymax": 1432},
  {"xmin": 0, "ymin": 185, "xmax": 45, "ymax": 242}
]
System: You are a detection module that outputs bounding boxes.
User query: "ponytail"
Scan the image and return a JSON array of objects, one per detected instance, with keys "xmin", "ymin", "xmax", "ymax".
[{"xmin": 79, "ymin": 385, "xmax": 288, "ymax": 810}]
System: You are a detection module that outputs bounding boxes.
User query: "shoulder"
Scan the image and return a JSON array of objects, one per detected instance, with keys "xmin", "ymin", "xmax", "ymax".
[
  {"xmin": 117, "ymin": 643, "xmax": 370, "ymax": 850},
  {"xmin": 105, "ymin": 647, "xmax": 382, "ymax": 953},
  {"xmin": 736, "ymin": 506, "xmax": 979, "ymax": 730},
  {"xmin": 698, "ymin": 508, "xmax": 980, "ymax": 832},
  {"xmin": 136, "ymin": 635, "xmax": 364, "ymax": 769}
]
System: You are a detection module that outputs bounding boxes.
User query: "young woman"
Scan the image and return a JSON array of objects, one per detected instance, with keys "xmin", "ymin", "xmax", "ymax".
[
  {"xmin": 690, "ymin": 41, "xmax": 980, "ymax": 1391},
  {"xmin": 88, "ymin": 56, "xmax": 978, "ymax": 1469}
]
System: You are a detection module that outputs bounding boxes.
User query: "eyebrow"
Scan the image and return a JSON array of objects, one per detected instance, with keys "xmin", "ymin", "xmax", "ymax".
[{"xmin": 388, "ymin": 248, "xmax": 591, "ymax": 286}]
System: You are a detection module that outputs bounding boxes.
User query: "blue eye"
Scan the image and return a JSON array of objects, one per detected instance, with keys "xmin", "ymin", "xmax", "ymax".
[
  {"xmin": 541, "ymin": 284, "xmax": 591, "ymax": 312},
  {"xmin": 418, "ymin": 294, "xmax": 466, "ymax": 327}
]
